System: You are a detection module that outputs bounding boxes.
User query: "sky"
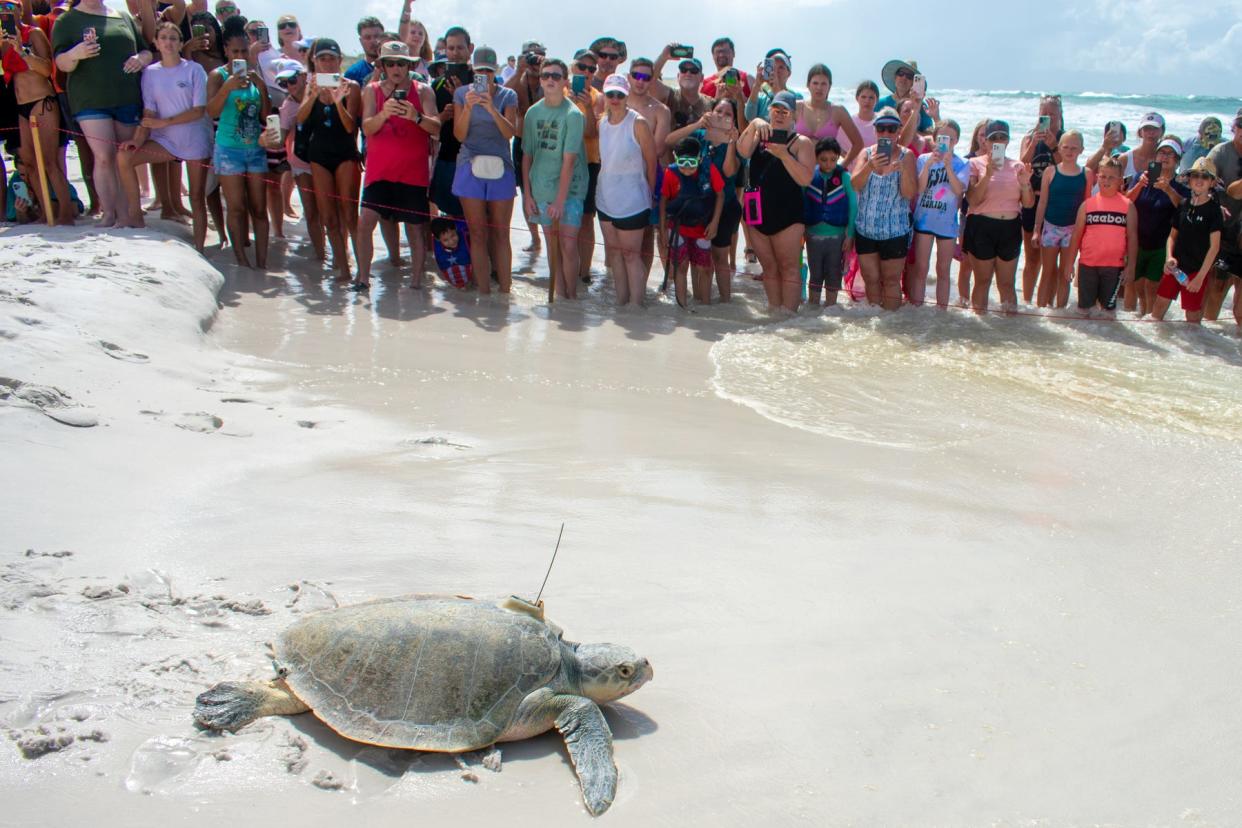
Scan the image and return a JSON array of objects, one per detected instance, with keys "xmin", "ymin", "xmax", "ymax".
[{"xmin": 242, "ymin": 0, "xmax": 1242, "ymax": 98}]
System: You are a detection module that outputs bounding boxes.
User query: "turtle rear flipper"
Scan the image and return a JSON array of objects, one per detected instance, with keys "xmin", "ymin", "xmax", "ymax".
[{"xmin": 194, "ymin": 679, "xmax": 309, "ymax": 731}]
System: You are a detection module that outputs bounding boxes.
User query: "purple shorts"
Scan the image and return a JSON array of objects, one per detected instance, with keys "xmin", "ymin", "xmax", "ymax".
[{"xmin": 451, "ymin": 160, "xmax": 517, "ymax": 202}]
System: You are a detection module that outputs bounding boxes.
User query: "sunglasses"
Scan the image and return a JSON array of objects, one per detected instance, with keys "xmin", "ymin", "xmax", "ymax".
[
  {"xmin": 277, "ymin": 21, "xmax": 298, "ymax": 29},
  {"xmin": 379, "ymin": 60, "xmax": 405, "ymax": 69},
  {"xmin": 575, "ymin": 62, "xmax": 597, "ymax": 73},
  {"xmin": 604, "ymin": 91, "xmax": 626, "ymax": 100},
  {"xmin": 1188, "ymin": 172, "xmax": 1214, "ymax": 180},
  {"xmin": 630, "ymin": 71, "xmax": 651, "ymax": 81},
  {"xmin": 895, "ymin": 70, "xmax": 914, "ymax": 80},
  {"xmin": 540, "ymin": 71, "xmax": 564, "ymax": 81},
  {"xmin": 874, "ymin": 125, "xmax": 899, "ymax": 134},
  {"xmin": 597, "ymin": 51, "xmax": 621, "ymax": 60},
  {"xmin": 276, "ymin": 77, "xmax": 295, "ymax": 88},
  {"xmin": 680, "ymin": 66, "xmax": 701, "ymax": 75}
]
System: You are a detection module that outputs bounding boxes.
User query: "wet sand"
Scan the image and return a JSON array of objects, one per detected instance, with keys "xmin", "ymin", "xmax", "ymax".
[{"xmin": 3, "ymin": 216, "xmax": 1241, "ymax": 825}]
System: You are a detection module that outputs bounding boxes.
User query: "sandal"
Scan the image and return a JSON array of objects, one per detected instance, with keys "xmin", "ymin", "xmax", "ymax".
[{"xmin": 349, "ymin": 281, "xmax": 369, "ymax": 292}]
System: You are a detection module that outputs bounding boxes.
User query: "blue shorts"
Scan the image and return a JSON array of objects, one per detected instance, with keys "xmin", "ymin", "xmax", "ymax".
[
  {"xmin": 213, "ymin": 144, "xmax": 268, "ymax": 176},
  {"xmin": 531, "ymin": 198, "xmax": 584, "ymax": 228},
  {"xmin": 451, "ymin": 160, "xmax": 517, "ymax": 202},
  {"xmin": 75, "ymin": 103, "xmax": 142, "ymax": 126},
  {"xmin": 430, "ymin": 158, "xmax": 464, "ymax": 217}
]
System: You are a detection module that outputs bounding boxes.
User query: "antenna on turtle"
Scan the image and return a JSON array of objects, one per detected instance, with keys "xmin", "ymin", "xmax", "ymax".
[{"xmin": 534, "ymin": 522, "xmax": 565, "ymax": 606}]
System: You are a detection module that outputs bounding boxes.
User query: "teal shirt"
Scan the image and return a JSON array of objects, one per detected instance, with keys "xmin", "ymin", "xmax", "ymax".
[
  {"xmin": 213, "ymin": 68, "xmax": 262, "ymax": 150},
  {"xmin": 522, "ymin": 98, "xmax": 588, "ymax": 204}
]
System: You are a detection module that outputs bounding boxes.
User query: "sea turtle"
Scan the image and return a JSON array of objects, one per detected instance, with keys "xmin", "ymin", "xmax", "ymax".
[{"xmin": 193, "ymin": 594, "xmax": 653, "ymax": 815}]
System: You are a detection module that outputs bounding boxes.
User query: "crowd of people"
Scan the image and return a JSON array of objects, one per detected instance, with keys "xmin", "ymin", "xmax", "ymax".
[{"xmin": 2, "ymin": 0, "xmax": 1242, "ymax": 327}]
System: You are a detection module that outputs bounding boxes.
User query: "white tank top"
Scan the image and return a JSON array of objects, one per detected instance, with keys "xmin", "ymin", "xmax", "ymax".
[{"xmin": 596, "ymin": 109, "xmax": 650, "ymax": 219}]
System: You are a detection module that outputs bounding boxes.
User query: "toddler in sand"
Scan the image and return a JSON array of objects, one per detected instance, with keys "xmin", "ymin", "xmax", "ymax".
[{"xmin": 430, "ymin": 217, "xmax": 473, "ymax": 289}]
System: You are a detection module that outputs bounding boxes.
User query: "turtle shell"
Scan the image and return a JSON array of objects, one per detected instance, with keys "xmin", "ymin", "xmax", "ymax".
[{"xmin": 277, "ymin": 595, "xmax": 563, "ymax": 751}]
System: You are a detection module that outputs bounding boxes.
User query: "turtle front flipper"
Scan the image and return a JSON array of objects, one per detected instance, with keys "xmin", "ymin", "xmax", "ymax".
[
  {"xmin": 194, "ymin": 679, "xmax": 309, "ymax": 731},
  {"xmin": 554, "ymin": 697, "xmax": 617, "ymax": 816}
]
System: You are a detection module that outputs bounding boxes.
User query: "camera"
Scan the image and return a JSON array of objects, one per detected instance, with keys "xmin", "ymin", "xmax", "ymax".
[{"xmin": 524, "ymin": 52, "xmax": 542, "ymax": 67}]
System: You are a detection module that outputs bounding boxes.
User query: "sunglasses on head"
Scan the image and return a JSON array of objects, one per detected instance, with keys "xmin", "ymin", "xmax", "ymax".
[
  {"xmin": 630, "ymin": 71, "xmax": 651, "ymax": 81},
  {"xmin": 575, "ymin": 62, "xmax": 596, "ymax": 73},
  {"xmin": 604, "ymin": 91, "xmax": 626, "ymax": 100},
  {"xmin": 597, "ymin": 51, "xmax": 621, "ymax": 60},
  {"xmin": 277, "ymin": 21, "xmax": 297, "ymax": 29},
  {"xmin": 540, "ymin": 71, "xmax": 563, "ymax": 81}
]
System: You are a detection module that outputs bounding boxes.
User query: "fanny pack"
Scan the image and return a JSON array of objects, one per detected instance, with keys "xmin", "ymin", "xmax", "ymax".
[{"xmin": 470, "ymin": 154, "xmax": 505, "ymax": 180}]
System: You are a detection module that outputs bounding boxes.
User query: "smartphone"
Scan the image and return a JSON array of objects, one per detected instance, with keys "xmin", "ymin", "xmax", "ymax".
[
  {"xmin": 1106, "ymin": 122, "xmax": 1122, "ymax": 142},
  {"xmin": 936, "ymin": 134, "xmax": 950, "ymax": 155},
  {"xmin": 570, "ymin": 74, "xmax": 585, "ymax": 95},
  {"xmin": 742, "ymin": 189, "xmax": 763, "ymax": 226},
  {"xmin": 723, "ymin": 67, "xmax": 738, "ymax": 86},
  {"xmin": 391, "ymin": 88, "xmax": 407, "ymax": 101},
  {"xmin": 876, "ymin": 137, "xmax": 893, "ymax": 159},
  {"xmin": 316, "ymin": 72, "xmax": 340, "ymax": 88},
  {"xmin": 1147, "ymin": 160, "xmax": 1162, "ymax": 184},
  {"xmin": 265, "ymin": 114, "xmax": 281, "ymax": 134},
  {"xmin": 231, "ymin": 58, "xmax": 247, "ymax": 76},
  {"xmin": 191, "ymin": 23, "xmax": 206, "ymax": 38},
  {"xmin": 2, "ymin": 14, "xmax": 17, "ymax": 37},
  {"xmin": 255, "ymin": 26, "xmax": 269, "ymax": 44},
  {"xmin": 768, "ymin": 129, "xmax": 789, "ymax": 146},
  {"xmin": 1037, "ymin": 114, "xmax": 1051, "ymax": 133},
  {"xmin": 911, "ymin": 74, "xmax": 926, "ymax": 97},
  {"xmin": 670, "ymin": 44, "xmax": 693, "ymax": 59},
  {"xmin": 82, "ymin": 26, "xmax": 97, "ymax": 42},
  {"xmin": 762, "ymin": 58, "xmax": 773, "ymax": 80},
  {"xmin": 991, "ymin": 142, "xmax": 1006, "ymax": 165}
]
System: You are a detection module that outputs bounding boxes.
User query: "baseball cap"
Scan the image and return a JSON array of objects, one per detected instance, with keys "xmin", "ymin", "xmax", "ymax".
[
  {"xmin": 986, "ymin": 119, "xmax": 1010, "ymax": 140},
  {"xmin": 1137, "ymin": 112, "xmax": 1165, "ymax": 132},
  {"xmin": 602, "ymin": 73, "xmax": 629, "ymax": 96},
  {"xmin": 873, "ymin": 107, "xmax": 901, "ymax": 129},
  {"xmin": 765, "ymin": 48, "xmax": 791, "ymax": 69},
  {"xmin": 521, "ymin": 41, "xmax": 546, "ymax": 54},
  {"xmin": 678, "ymin": 57, "xmax": 703, "ymax": 73},
  {"xmin": 293, "ymin": 38, "xmax": 312, "ymax": 50},
  {"xmin": 310, "ymin": 38, "xmax": 341, "ymax": 58},
  {"xmin": 472, "ymin": 45, "xmax": 500, "ymax": 72},
  {"xmin": 1188, "ymin": 157, "xmax": 1217, "ymax": 178},
  {"xmin": 273, "ymin": 59, "xmax": 304, "ymax": 81},
  {"xmin": 1156, "ymin": 136, "xmax": 1183, "ymax": 156},
  {"xmin": 769, "ymin": 90, "xmax": 797, "ymax": 112}
]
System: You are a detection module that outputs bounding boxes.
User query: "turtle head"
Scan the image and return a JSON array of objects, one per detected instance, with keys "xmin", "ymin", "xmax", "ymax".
[{"xmin": 572, "ymin": 643, "xmax": 653, "ymax": 704}]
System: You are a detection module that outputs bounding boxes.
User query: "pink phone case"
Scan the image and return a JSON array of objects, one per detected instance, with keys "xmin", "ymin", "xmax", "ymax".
[{"xmin": 742, "ymin": 189, "xmax": 763, "ymax": 227}]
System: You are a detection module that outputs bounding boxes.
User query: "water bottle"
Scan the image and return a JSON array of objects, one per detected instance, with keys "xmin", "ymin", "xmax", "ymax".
[{"xmin": 1172, "ymin": 268, "xmax": 1189, "ymax": 286}]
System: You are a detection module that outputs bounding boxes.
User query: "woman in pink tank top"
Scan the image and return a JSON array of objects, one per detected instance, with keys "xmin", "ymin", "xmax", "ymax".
[
  {"xmin": 355, "ymin": 41, "xmax": 440, "ymax": 290},
  {"xmin": 792, "ymin": 64, "xmax": 863, "ymax": 167}
]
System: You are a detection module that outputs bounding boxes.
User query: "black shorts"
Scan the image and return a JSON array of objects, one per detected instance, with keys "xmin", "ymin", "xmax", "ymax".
[
  {"xmin": 599, "ymin": 209, "xmax": 650, "ymax": 231},
  {"xmin": 711, "ymin": 198, "xmax": 742, "ymax": 248},
  {"xmin": 1078, "ymin": 265, "xmax": 1122, "ymax": 310},
  {"xmin": 965, "ymin": 215, "xmax": 1022, "ymax": 261},
  {"xmin": 361, "ymin": 181, "xmax": 430, "ymax": 224},
  {"xmin": 855, "ymin": 231, "xmax": 910, "ymax": 261},
  {"xmin": 1215, "ymin": 247, "xmax": 1242, "ymax": 279},
  {"xmin": 583, "ymin": 162, "xmax": 601, "ymax": 215},
  {"xmin": 512, "ymin": 138, "xmax": 525, "ymax": 191},
  {"xmin": 55, "ymin": 92, "xmax": 77, "ymax": 147},
  {"xmin": 1020, "ymin": 203, "xmax": 1038, "ymax": 234}
]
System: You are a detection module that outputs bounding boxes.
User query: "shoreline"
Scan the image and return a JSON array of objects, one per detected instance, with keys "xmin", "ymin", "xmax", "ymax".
[{"xmin": 3, "ymin": 219, "xmax": 1242, "ymax": 825}]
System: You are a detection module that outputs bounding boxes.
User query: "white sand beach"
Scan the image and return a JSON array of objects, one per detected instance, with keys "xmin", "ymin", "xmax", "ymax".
[{"xmin": 3, "ymin": 217, "xmax": 1242, "ymax": 826}]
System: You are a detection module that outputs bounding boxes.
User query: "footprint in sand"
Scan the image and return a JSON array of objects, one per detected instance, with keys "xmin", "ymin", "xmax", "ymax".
[
  {"xmin": 0, "ymin": 377, "xmax": 98, "ymax": 428},
  {"xmin": 173, "ymin": 413, "xmax": 223, "ymax": 433},
  {"xmin": 99, "ymin": 341, "xmax": 149, "ymax": 363}
]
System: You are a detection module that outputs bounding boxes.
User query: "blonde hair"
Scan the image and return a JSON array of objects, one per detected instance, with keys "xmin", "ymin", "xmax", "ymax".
[
  {"xmin": 1059, "ymin": 129, "xmax": 1084, "ymax": 148},
  {"xmin": 405, "ymin": 19, "xmax": 433, "ymax": 63}
]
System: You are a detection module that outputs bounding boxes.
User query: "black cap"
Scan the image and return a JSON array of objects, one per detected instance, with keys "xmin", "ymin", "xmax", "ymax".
[
  {"xmin": 985, "ymin": 119, "xmax": 1010, "ymax": 140},
  {"xmin": 310, "ymin": 38, "xmax": 341, "ymax": 58}
]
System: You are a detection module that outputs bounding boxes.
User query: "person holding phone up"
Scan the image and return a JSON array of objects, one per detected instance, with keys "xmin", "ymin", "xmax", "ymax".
[
  {"xmin": 452, "ymin": 45, "xmax": 519, "ymax": 295},
  {"xmin": 298, "ymin": 38, "xmax": 363, "ymax": 282},
  {"xmin": 51, "ymin": 0, "xmax": 153, "ymax": 227},
  {"xmin": 1018, "ymin": 94, "xmax": 1064, "ymax": 303},
  {"xmin": 1123, "ymin": 136, "xmax": 1188, "ymax": 316},
  {"xmin": 566, "ymin": 48, "xmax": 603, "ymax": 285},
  {"xmin": 877, "ymin": 58, "xmax": 932, "ymax": 135},
  {"xmin": 850, "ymin": 107, "xmax": 917, "ymax": 310},
  {"xmin": 354, "ymin": 41, "xmax": 440, "ymax": 291},
  {"xmin": 206, "ymin": 16, "xmax": 271, "ymax": 268},
  {"xmin": 965, "ymin": 119, "xmax": 1033, "ymax": 313},
  {"xmin": 0, "ymin": 0, "xmax": 76, "ymax": 224},
  {"xmin": 745, "ymin": 49, "xmax": 800, "ymax": 123}
]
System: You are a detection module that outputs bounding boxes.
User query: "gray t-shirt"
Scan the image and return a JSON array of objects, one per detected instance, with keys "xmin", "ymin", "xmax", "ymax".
[
  {"xmin": 1207, "ymin": 140, "xmax": 1242, "ymax": 252},
  {"xmin": 453, "ymin": 84, "xmax": 519, "ymax": 167}
]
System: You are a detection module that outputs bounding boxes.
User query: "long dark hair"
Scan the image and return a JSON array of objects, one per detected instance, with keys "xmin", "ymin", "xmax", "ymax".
[{"xmin": 191, "ymin": 11, "xmax": 225, "ymax": 63}]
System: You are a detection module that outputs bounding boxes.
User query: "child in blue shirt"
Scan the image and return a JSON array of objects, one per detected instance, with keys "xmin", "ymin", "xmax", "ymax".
[{"xmin": 911, "ymin": 119, "xmax": 970, "ymax": 306}]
